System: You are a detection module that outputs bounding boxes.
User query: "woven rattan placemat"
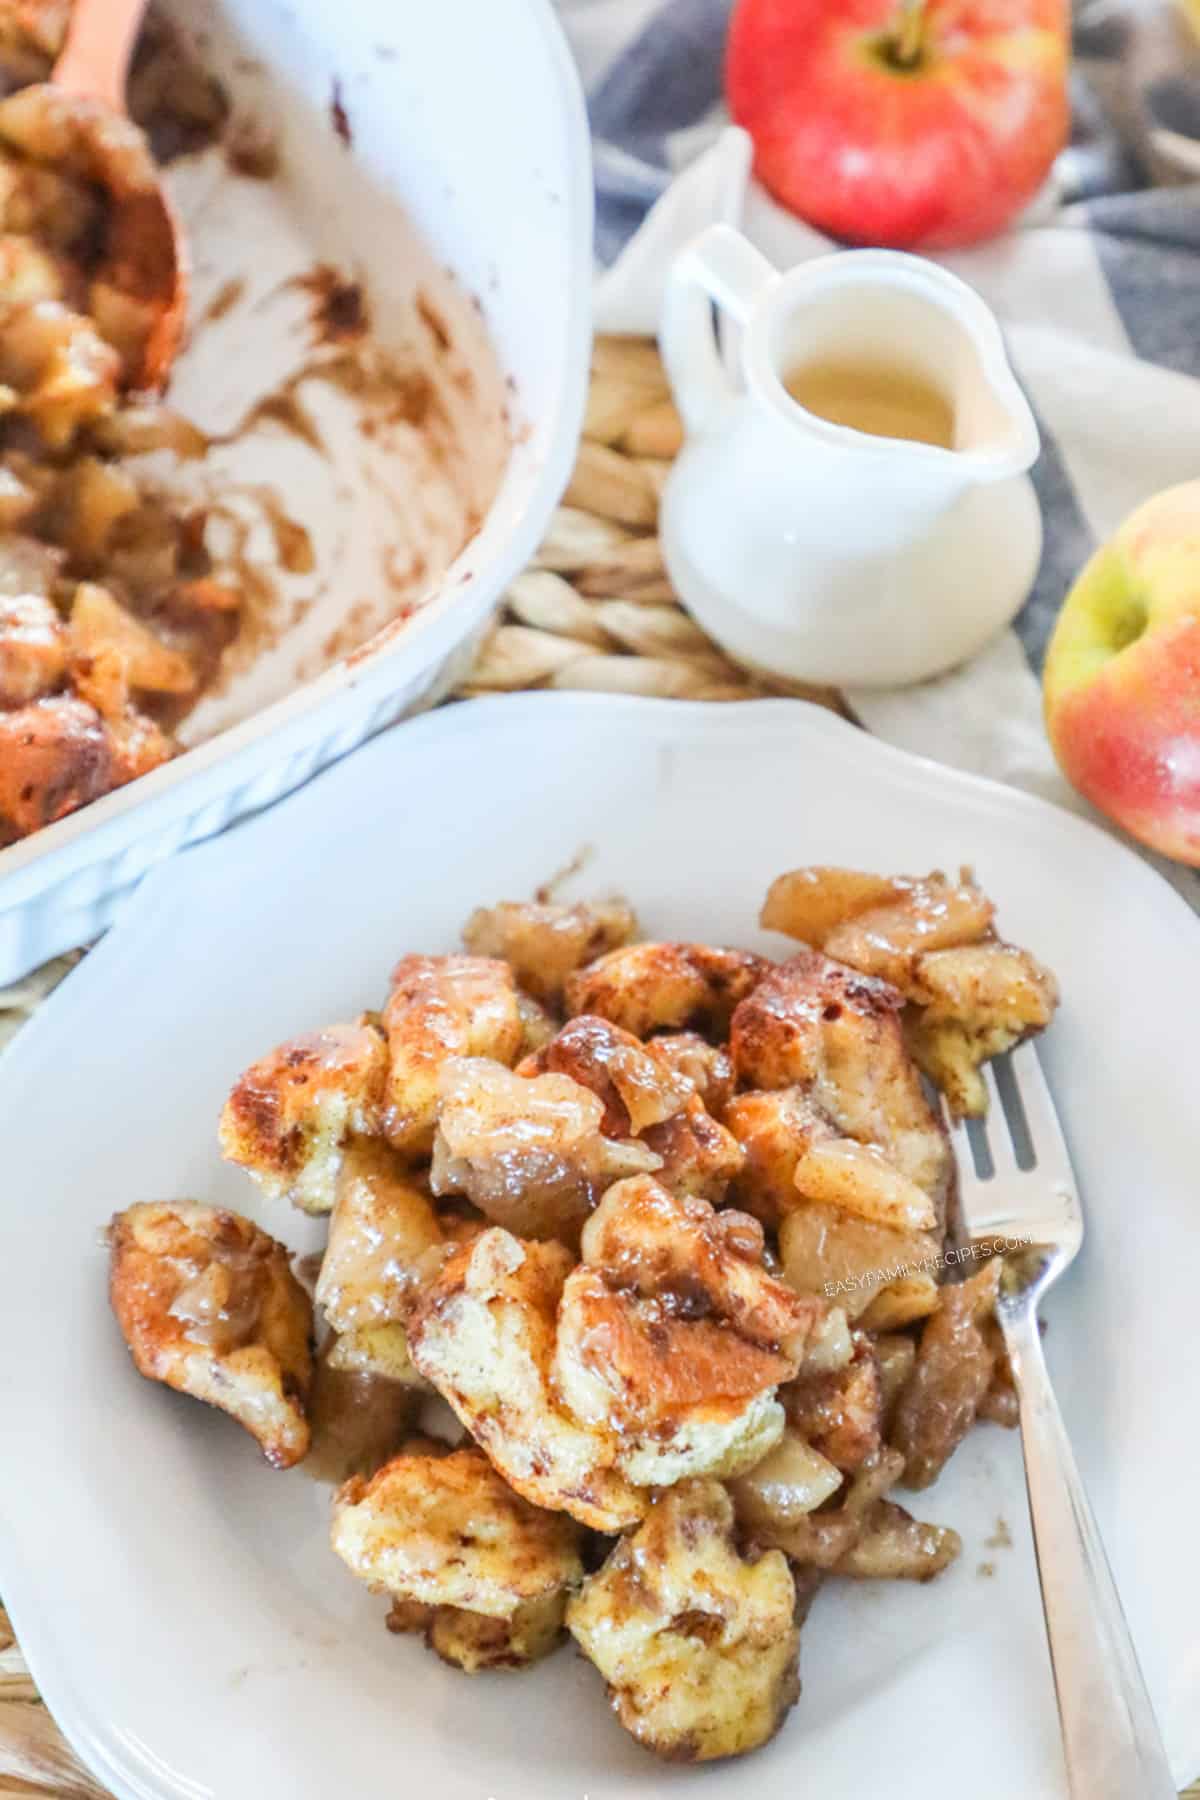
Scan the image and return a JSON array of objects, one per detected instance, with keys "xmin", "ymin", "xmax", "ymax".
[{"xmin": 0, "ymin": 339, "xmax": 1194, "ymax": 1799}]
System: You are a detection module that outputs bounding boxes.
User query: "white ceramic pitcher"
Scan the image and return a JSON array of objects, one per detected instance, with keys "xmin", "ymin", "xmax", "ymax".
[{"xmin": 660, "ymin": 224, "xmax": 1043, "ymax": 689}]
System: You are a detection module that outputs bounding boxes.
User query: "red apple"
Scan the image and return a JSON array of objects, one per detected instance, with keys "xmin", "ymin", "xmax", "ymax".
[
  {"xmin": 1043, "ymin": 481, "xmax": 1200, "ymax": 866},
  {"xmin": 726, "ymin": 0, "xmax": 1070, "ymax": 249}
]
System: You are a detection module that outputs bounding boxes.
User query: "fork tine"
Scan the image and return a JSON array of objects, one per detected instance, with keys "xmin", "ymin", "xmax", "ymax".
[
  {"xmin": 980, "ymin": 1061, "xmax": 1019, "ymax": 1174},
  {"xmin": 1009, "ymin": 1041, "xmax": 1073, "ymax": 1182},
  {"xmin": 937, "ymin": 1091, "xmax": 972, "ymax": 1167},
  {"xmin": 941, "ymin": 1091, "xmax": 1005, "ymax": 1234}
]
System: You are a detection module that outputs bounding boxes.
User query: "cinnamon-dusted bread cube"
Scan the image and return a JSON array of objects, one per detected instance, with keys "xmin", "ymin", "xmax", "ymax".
[
  {"xmin": 108, "ymin": 1199, "xmax": 313, "ymax": 1468},
  {"xmin": 219, "ymin": 1019, "xmax": 388, "ymax": 1214}
]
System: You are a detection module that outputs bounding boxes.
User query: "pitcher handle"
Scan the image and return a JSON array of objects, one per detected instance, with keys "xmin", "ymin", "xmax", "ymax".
[{"xmin": 661, "ymin": 225, "xmax": 777, "ymax": 437}]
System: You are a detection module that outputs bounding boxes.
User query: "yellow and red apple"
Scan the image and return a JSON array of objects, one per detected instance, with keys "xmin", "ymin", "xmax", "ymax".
[
  {"xmin": 1044, "ymin": 481, "xmax": 1200, "ymax": 865},
  {"xmin": 726, "ymin": 0, "xmax": 1070, "ymax": 250}
]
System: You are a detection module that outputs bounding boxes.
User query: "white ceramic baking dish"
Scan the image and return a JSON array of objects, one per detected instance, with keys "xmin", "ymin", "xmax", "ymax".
[{"xmin": 0, "ymin": 0, "xmax": 592, "ymax": 984}]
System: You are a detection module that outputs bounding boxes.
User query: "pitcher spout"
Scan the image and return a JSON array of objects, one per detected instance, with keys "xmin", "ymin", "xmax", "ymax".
[
  {"xmin": 746, "ymin": 247, "xmax": 1040, "ymax": 487},
  {"xmin": 954, "ymin": 334, "xmax": 1040, "ymax": 483}
]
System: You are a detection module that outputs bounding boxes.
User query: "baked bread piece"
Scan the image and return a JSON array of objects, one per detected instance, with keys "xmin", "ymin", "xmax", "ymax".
[
  {"xmin": 565, "ymin": 940, "xmax": 769, "ymax": 1038},
  {"xmin": 108, "ymin": 1199, "xmax": 312, "ymax": 1467},
  {"xmin": 382, "ymin": 954, "xmax": 523, "ymax": 1156},
  {"xmin": 219, "ymin": 1019, "xmax": 388, "ymax": 1214},
  {"xmin": 566, "ymin": 1479, "xmax": 799, "ymax": 1762},
  {"xmin": 332, "ymin": 1440, "xmax": 582, "ymax": 1674}
]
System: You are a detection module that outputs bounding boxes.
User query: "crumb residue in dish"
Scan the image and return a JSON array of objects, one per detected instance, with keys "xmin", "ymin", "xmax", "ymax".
[
  {"xmin": 200, "ymin": 276, "xmax": 246, "ymax": 326},
  {"xmin": 258, "ymin": 490, "xmax": 315, "ymax": 574},
  {"xmin": 321, "ymin": 600, "xmax": 378, "ymax": 666},
  {"xmin": 329, "ymin": 80, "xmax": 352, "ymax": 148},
  {"xmin": 416, "ymin": 292, "xmax": 451, "ymax": 353},
  {"xmin": 289, "ymin": 265, "xmax": 370, "ymax": 346},
  {"xmin": 104, "ymin": 56, "xmax": 511, "ymax": 754},
  {"xmin": 535, "ymin": 846, "xmax": 596, "ymax": 904},
  {"xmin": 232, "ymin": 385, "xmax": 328, "ymax": 456},
  {"xmin": 224, "ymin": 117, "xmax": 280, "ymax": 181}
]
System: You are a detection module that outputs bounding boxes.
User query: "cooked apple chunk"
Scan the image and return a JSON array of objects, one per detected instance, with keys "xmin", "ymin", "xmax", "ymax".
[
  {"xmin": 645, "ymin": 1031, "xmax": 735, "ymax": 1117},
  {"xmin": 726, "ymin": 1087, "xmax": 829, "ymax": 1228},
  {"xmin": 891, "ymin": 1258, "xmax": 1007, "ymax": 1489},
  {"xmin": 315, "ymin": 1140, "xmax": 442, "ymax": 1383},
  {"xmin": 0, "ymin": 589, "xmax": 66, "ymax": 705},
  {"xmin": 725, "ymin": 1427, "xmax": 844, "ymax": 1533},
  {"xmin": 761, "ymin": 866, "xmax": 994, "ymax": 976},
  {"xmin": 761, "ymin": 867, "xmax": 908, "ymax": 946},
  {"xmin": 430, "ymin": 1056, "xmax": 660, "ymax": 1243},
  {"xmin": 67, "ymin": 581, "xmax": 195, "ymax": 720},
  {"xmin": 779, "ymin": 1201, "xmax": 937, "ymax": 1323},
  {"xmin": 793, "ymin": 1135, "xmax": 936, "ymax": 1234},
  {"xmin": 461, "ymin": 896, "xmax": 637, "ymax": 1005},
  {"xmin": 833, "ymin": 1500, "xmax": 961, "ymax": 1581},
  {"xmin": 520, "ymin": 1013, "xmax": 692, "ymax": 1136},
  {"xmin": 566, "ymin": 1480, "xmax": 799, "ymax": 1763},
  {"xmin": 0, "ymin": 296, "xmax": 120, "ymax": 447},
  {"xmin": 565, "ymin": 941, "xmax": 769, "ymax": 1038},
  {"xmin": 520, "ymin": 1016, "xmax": 738, "ymax": 1203},
  {"xmin": 781, "ymin": 1335, "xmax": 882, "ymax": 1472},
  {"xmin": 316, "ymin": 1140, "xmax": 441, "ymax": 1335},
  {"xmin": 305, "ymin": 1343, "xmax": 417, "ymax": 1484},
  {"xmin": 916, "ymin": 940, "xmax": 1056, "ymax": 1028},
  {"xmin": 219, "ymin": 1019, "xmax": 388, "ymax": 1214},
  {"xmin": 858, "ymin": 1272, "xmax": 940, "ymax": 1331},
  {"xmin": 514, "ymin": 988, "xmax": 556, "ymax": 1055},
  {"xmin": 758, "ymin": 864, "xmax": 1057, "ymax": 1117},
  {"xmin": 732, "ymin": 1443, "xmax": 904, "ymax": 1569},
  {"xmin": 382, "ymin": 954, "xmax": 523, "ymax": 1156},
  {"xmin": 108, "ymin": 1200, "xmax": 313, "ymax": 1468},
  {"xmin": 331, "ymin": 1442, "xmax": 582, "ymax": 1649}
]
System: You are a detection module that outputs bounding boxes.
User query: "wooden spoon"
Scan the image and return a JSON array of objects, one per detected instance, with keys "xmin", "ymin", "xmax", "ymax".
[{"xmin": 0, "ymin": 0, "xmax": 189, "ymax": 389}]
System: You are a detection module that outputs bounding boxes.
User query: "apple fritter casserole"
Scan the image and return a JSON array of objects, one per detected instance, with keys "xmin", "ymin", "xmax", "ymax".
[
  {"xmin": 0, "ymin": 21, "xmax": 243, "ymax": 844},
  {"xmin": 107, "ymin": 865, "xmax": 1058, "ymax": 1764}
]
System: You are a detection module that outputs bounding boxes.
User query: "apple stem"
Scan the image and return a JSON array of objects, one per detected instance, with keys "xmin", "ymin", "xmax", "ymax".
[{"xmin": 892, "ymin": 0, "xmax": 927, "ymax": 66}]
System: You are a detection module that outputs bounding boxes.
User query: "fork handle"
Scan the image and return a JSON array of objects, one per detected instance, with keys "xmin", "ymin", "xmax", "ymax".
[{"xmin": 1002, "ymin": 1306, "xmax": 1177, "ymax": 1799}]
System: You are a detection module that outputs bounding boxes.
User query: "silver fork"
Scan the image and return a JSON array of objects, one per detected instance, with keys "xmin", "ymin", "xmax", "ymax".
[{"xmin": 944, "ymin": 1041, "xmax": 1176, "ymax": 1800}]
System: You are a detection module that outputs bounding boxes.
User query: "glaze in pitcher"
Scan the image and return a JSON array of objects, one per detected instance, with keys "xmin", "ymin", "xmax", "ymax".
[{"xmin": 660, "ymin": 225, "xmax": 1042, "ymax": 689}]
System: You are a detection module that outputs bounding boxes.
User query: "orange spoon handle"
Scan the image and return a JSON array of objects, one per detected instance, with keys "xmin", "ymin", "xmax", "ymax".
[{"xmin": 51, "ymin": 0, "xmax": 148, "ymax": 112}]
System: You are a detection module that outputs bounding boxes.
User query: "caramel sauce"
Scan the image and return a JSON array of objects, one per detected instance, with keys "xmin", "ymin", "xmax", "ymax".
[
  {"xmin": 783, "ymin": 359, "xmax": 955, "ymax": 449},
  {"xmin": 168, "ymin": 1252, "xmax": 263, "ymax": 1351},
  {"xmin": 304, "ymin": 1346, "xmax": 414, "ymax": 1484}
]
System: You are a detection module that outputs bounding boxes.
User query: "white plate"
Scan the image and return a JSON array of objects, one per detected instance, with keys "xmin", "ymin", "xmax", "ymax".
[{"xmin": 1, "ymin": 695, "xmax": 1197, "ymax": 1800}]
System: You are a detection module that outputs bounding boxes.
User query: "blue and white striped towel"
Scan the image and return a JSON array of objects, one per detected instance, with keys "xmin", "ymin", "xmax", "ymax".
[{"xmin": 556, "ymin": 0, "xmax": 1200, "ymax": 905}]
